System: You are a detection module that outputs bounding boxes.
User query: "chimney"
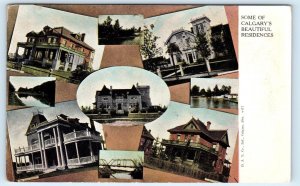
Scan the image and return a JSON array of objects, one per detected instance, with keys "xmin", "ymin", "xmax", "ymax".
[
  {"xmin": 191, "ymin": 27, "xmax": 194, "ymax": 34},
  {"xmin": 206, "ymin": 121, "xmax": 211, "ymax": 130},
  {"xmin": 136, "ymin": 82, "xmax": 139, "ymax": 87},
  {"xmin": 81, "ymin": 33, "xmax": 86, "ymax": 41},
  {"xmin": 148, "ymin": 129, "xmax": 151, "ymax": 134}
]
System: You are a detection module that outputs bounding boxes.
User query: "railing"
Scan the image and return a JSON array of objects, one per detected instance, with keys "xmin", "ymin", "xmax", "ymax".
[
  {"xmin": 16, "ymin": 164, "xmax": 44, "ymax": 172},
  {"xmin": 15, "ymin": 144, "xmax": 41, "ymax": 154},
  {"xmin": 44, "ymin": 138, "xmax": 56, "ymax": 147},
  {"xmin": 63, "ymin": 130, "xmax": 102, "ymax": 142},
  {"xmin": 67, "ymin": 155, "xmax": 97, "ymax": 165},
  {"xmin": 161, "ymin": 139, "xmax": 215, "ymax": 153}
]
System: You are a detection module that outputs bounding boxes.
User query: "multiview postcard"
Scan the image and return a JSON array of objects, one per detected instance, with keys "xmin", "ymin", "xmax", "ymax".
[{"xmin": 5, "ymin": 4, "xmax": 291, "ymax": 184}]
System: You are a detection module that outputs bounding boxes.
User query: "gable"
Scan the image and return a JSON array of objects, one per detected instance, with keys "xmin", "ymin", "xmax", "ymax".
[
  {"xmin": 221, "ymin": 133, "xmax": 229, "ymax": 146},
  {"xmin": 183, "ymin": 122, "xmax": 198, "ymax": 130}
]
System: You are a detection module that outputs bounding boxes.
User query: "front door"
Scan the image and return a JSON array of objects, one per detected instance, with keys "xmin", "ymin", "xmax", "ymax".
[
  {"xmin": 188, "ymin": 53, "xmax": 193, "ymax": 63},
  {"xmin": 117, "ymin": 103, "xmax": 122, "ymax": 110}
]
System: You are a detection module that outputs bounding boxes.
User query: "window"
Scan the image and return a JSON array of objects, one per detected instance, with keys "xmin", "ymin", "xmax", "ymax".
[
  {"xmin": 177, "ymin": 134, "xmax": 180, "ymax": 140},
  {"xmin": 53, "ymin": 38, "xmax": 57, "ymax": 44},
  {"xmin": 48, "ymin": 37, "xmax": 51, "ymax": 43},
  {"xmin": 102, "ymin": 97, "xmax": 108, "ymax": 101}
]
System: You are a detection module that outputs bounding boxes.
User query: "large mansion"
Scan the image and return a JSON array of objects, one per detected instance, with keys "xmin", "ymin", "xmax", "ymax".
[
  {"xmin": 14, "ymin": 25, "xmax": 95, "ymax": 71},
  {"xmin": 162, "ymin": 118, "xmax": 230, "ymax": 174},
  {"xmin": 14, "ymin": 113, "xmax": 103, "ymax": 174},
  {"xmin": 94, "ymin": 83, "xmax": 152, "ymax": 114}
]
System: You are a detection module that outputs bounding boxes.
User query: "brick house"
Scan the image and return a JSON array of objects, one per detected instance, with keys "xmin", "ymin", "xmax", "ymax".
[
  {"xmin": 138, "ymin": 126, "xmax": 155, "ymax": 155},
  {"xmin": 15, "ymin": 25, "xmax": 95, "ymax": 71},
  {"xmin": 161, "ymin": 117, "xmax": 230, "ymax": 174}
]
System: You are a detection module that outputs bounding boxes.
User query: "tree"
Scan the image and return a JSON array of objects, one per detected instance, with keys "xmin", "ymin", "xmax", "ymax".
[
  {"xmin": 140, "ymin": 24, "xmax": 162, "ymax": 60},
  {"xmin": 113, "ymin": 19, "xmax": 121, "ymax": 35},
  {"xmin": 166, "ymin": 43, "xmax": 182, "ymax": 79},
  {"xmin": 200, "ymin": 88, "xmax": 206, "ymax": 96},
  {"xmin": 206, "ymin": 87, "xmax": 212, "ymax": 97},
  {"xmin": 194, "ymin": 32, "xmax": 212, "ymax": 73},
  {"xmin": 211, "ymin": 35, "xmax": 225, "ymax": 58},
  {"xmin": 213, "ymin": 85, "xmax": 220, "ymax": 96},
  {"xmin": 103, "ymin": 16, "xmax": 112, "ymax": 27},
  {"xmin": 220, "ymin": 85, "xmax": 227, "ymax": 95},
  {"xmin": 191, "ymin": 85, "xmax": 200, "ymax": 96}
]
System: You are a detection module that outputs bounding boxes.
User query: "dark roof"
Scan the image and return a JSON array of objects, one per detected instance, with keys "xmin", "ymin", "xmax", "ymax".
[
  {"xmin": 25, "ymin": 113, "xmax": 48, "ymax": 135},
  {"xmin": 25, "ymin": 26, "xmax": 94, "ymax": 51},
  {"xmin": 26, "ymin": 113, "xmax": 97, "ymax": 135},
  {"xmin": 142, "ymin": 126, "xmax": 155, "ymax": 140},
  {"xmin": 167, "ymin": 118, "xmax": 229, "ymax": 147},
  {"xmin": 96, "ymin": 85, "xmax": 141, "ymax": 98}
]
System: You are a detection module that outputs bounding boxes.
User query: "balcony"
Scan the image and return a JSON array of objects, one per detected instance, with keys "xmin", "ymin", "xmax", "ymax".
[
  {"xmin": 63, "ymin": 130, "xmax": 102, "ymax": 143},
  {"xmin": 16, "ymin": 164, "xmax": 44, "ymax": 172},
  {"xmin": 161, "ymin": 139, "xmax": 216, "ymax": 154},
  {"xmin": 44, "ymin": 138, "xmax": 57, "ymax": 148},
  {"xmin": 15, "ymin": 144, "xmax": 40, "ymax": 155},
  {"xmin": 67, "ymin": 155, "xmax": 98, "ymax": 166}
]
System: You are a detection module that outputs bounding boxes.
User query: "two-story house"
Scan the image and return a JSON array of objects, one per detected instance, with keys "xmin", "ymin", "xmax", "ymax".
[
  {"xmin": 14, "ymin": 113, "xmax": 104, "ymax": 174},
  {"xmin": 94, "ymin": 84, "xmax": 152, "ymax": 115},
  {"xmin": 15, "ymin": 25, "xmax": 95, "ymax": 71},
  {"xmin": 161, "ymin": 118, "xmax": 230, "ymax": 174}
]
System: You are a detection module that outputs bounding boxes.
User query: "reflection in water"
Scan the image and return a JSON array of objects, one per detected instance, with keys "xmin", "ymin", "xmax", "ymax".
[
  {"xmin": 191, "ymin": 97, "xmax": 238, "ymax": 109},
  {"xmin": 111, "ymin": 172, "xmax": 133, "ymax": 179},
  {"xmin": 15, "ymin": 93, "xmax": 50, "ymax": 107}
]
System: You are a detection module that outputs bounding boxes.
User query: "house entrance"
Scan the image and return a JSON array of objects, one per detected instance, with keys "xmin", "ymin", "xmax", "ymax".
[
  {"xmin": 188, "ymin": 53, "xmax": 193, "ymax": 63},
  {"xmin": 117, "ymin": 103, "xmax": 122, "ymax": 110}
]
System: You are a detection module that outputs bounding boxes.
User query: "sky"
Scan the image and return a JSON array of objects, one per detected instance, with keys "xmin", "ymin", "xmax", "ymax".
[
  {"xmin": 8, "ymin": 5, "xmax": 104, "ymax": 70},
  {"xmin": 9, "ymin": 76, "xmax": 55, "ymax": 90},
  {"xmin": 191, "ymin": 78, "xmax": 239, "ymax": 94},
  {"xmin": 7, "ymin": 101, "xmax": 103, "ymax": 162},
  {"xmin": 146, "ymin": 101, "xmax": 238, "ymax": 162},
  {"xmin": 98, "ymin": 15, "xmax": 144, "ymax": 29},
  {"xmin": 143, "ymin": 6, "xmax": 228, "ymax": 59},
  {"xmin": 99, "ymin": 150, "xmax": 144, "ymax": 164},
  {"xmin": 76, "ymin": 66, "xmax": 170, "ymax": 108}
]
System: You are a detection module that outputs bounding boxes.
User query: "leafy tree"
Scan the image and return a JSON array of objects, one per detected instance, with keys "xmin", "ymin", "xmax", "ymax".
[
  {"xmin": 211, "ymin": 36, "xmax": 225, "ymax": 58},
  {"xmin": 140, "ymin": 24, "xmax": 162, "ymax": 60},
  {"xmin": 166, "ymin": 43, "xmax": 182, "ymax": 79},
  {"xmin": 213, "ymin": 85, "xmax": 220, "ymax": 96},
  {"xmin": 200, "ymin": 88, "xmax": 206, "ymax": 96},
  {"xmin": 191, "ymin": 85, "xmax": 200, "ymax": 96},
  {"xmin": 113, "ymin": 19, "xmax": 121, "ymax": 34},
  {"xmin": 206, "ymin": 87, "xmax": 212, "ymax": 97},
  {"xmin": 103, "ymin": 16, "xmax": 112, "ymax": 27},
  {"xmin": 194, "ymin": 32, "xmax": 212, "ymax": 73}
]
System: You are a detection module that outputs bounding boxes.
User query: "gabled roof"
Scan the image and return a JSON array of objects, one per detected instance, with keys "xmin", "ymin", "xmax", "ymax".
[
  {"xmin": 142, "ymin": 126, "xmax": 155, "ymax": 140},
  {"xmin": 25, "ymin": 26, "xmax": 94, "ymax": 51},
  {"xmin": 167, "ymin": 118, "xmax": 229, "ymax": 147},
  {"xmin": 165, "ymin": 29, "xmax": 196, "ymax": 45},
  {"xmin": 96, "ymin": 85, "xmax": 141, "ymax": 98},
  {"xmin": 26, "ymin": 113, "xmax": 97, "ymax": 136},
  {"xmin": 25, "ymin": 113, "xmax": 48, "ymax": 135},
  {"xmin": 190, "ymin": 16, "xmax": 211, "ymax": 24}
]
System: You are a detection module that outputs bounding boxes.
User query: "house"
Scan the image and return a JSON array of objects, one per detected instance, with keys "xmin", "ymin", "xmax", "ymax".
[
  {"xmin": 15, "ymin": 25, "xmax": 95, "ymax": 71},
  {"xmin": 14, "ymin": 112, "xmax": 103, "ymax": 174},
  {"xmin": 138, "ymin": 126, "xmax": 155, "ymax": 155},
  {"xmin": 164, "ymin": 16, "xmax": 231, "ymax": 66},
  {"xmin": 94, "ymin": 83, "xmax": 152, "ymax": 114},
  {"xmin": 161, "ymin": 118, "xmax": 230, "ymax": 174}
]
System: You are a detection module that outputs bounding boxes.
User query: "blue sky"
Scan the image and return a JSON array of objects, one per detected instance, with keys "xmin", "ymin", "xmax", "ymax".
[
  {"xmin": 76, "ymin": 66, "xmax": 170, "ymax": 108},
  {"xmin": 146, "ymin": 101, "xmax": 238, "ymax": 162},
  {"xmin": 8, "ymin": 5, "xmax": 104, "ymax": 70},
  {"xmin": 10, "ymin": 76, "xmax": 55, "ymax": 90},
  {"xmin": 143, "ymin": 6, "xmax": 228, "ymax": 59},
  {"xmin": 98, "ymin": 15, "xmax": 144, "ymax": 29},
  {"xmin": 191, "ymin": 78, "xmax": 239, "ymax": 94},
  {"xmin": 7, "ymin": 101, "xmax": 103, "ymax": 162}
]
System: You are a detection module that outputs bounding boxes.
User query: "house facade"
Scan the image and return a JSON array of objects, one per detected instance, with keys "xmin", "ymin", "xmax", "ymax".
[
  {"xmin": 94, "ymin": 84, "xmax": 152, "ymax": 114},
  {"xmin": 138, "ymin": 126, "xmax": 155, "ymax": 155},
  {"xmin": 164, "ymin": 16, "xmax": 229, "ymax": 66},
  {"xmin": 161, "ymin": 118, "xmax": 230, "ymax": 174},
  {"xmin": 14, "ymin": 113, "xmax": 103, "ymax": 174},
  {"xmin": 15, "ymin": 25, "xmax": 95, "ymax": 71}
]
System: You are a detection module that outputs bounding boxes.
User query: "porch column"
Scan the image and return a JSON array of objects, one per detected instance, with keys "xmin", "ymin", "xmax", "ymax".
[
  {"xmin": 24, "ymin": 155, "xmax": 27, "ymax": 167},
  {"xmin": 56, "ymin": 126, "xmax": 66, "ymax": 167},
  {"xmin": 75, "ymin": 142, "xmax": 80, "ymax": 163},
  {"xmin": 52, "ymin": 49, "xmax": 61, "ymax": 70},
  {"xmin": 40, "ymin": 131, "xmax": 48, "ymax": 168},
  {"xmin": 14, "ymin": 46, "xmax": 19, "ymax": 59},
  {"xmin": 38, "ymin": 132, "xmax": 45, "ymax": 168},
  {"xmin": 89, "ymin": 140, "xmax": 94, "ymax": 161},
  {"xmin": 64, "ymin": 52, "xmax": 70, "ymax": 71},
  {"xmin": 179, "ymin": 64, "xmax": 184, "ymax": 76},
  {"xmin": 16, "ymin": 157, "xmax": 18, "ymax": 167},
  {"xmin": 64, "ymin": 144, "xmax": 69, "ymax": 165},
  {"xmin": 53, "ymin": 128, "xmax": 61, "ymax": 167},
  {"xmin": 31, "ymin": 153, "xmax": 35, "ymax": 169},
  {"xmin": 156, "ymin": 67, "xmax": 162, "ymax": 78}
]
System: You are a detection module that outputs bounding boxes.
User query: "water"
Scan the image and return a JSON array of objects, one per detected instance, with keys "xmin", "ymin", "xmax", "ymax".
[
  {"xmin": 191, "ymin": 97, "xmax": 238, "ymax": 109},
  {"xmin": 111, "ymin": 172, "xmax": 133, "ymax": 179},
  {"xmin": 15, "ymin": 93, "xmax": 50, "ymax": 107}
]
